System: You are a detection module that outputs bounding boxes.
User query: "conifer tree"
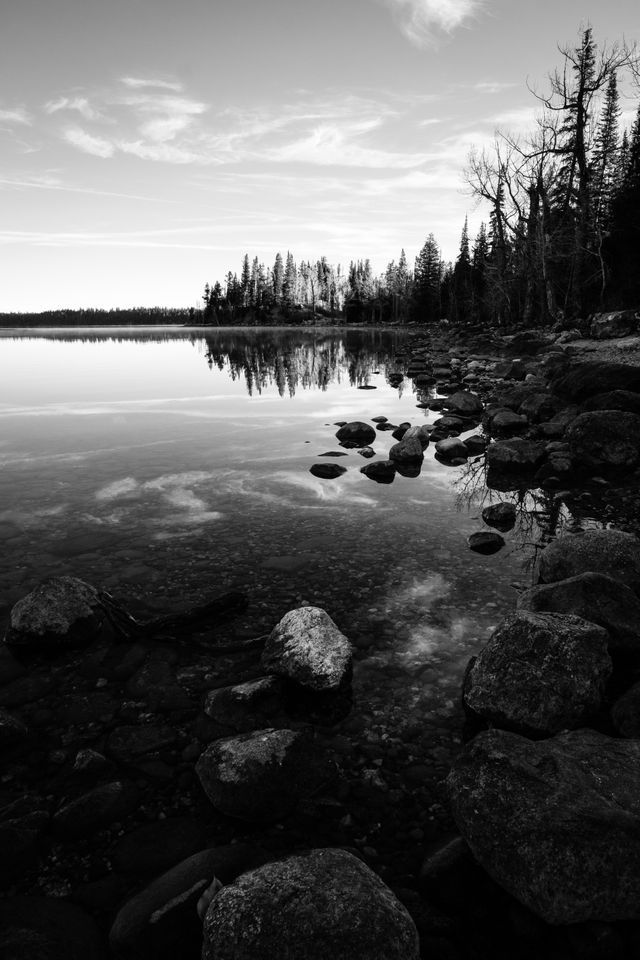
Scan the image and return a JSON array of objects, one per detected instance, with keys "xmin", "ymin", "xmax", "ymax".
[{"xmin": 273, "ymin": 252, "xmax": 284, "ymax": 304}]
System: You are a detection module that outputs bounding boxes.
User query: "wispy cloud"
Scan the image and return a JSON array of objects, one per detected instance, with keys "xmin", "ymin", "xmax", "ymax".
[
  {"xmin": 0, "ymin": 106, "xmax": 31, "ymax": 126},
  {"xmin": 63, "ymin": 127, "xmax": 115, "ymax": 158},
  {"xmin": 378, "ymin": 0, "xmax": 484, "ymax": 47},
  {"xmin": 122, "ymin": 93, "xmax": 208, "ymax": 142},
  {"xmin": 0, "ymin": 174, "xmax": 174, "ymax": 203},
  {"xmin": 121, "ymin": 76, "xmax": 182, "ymax": 92},
  {"xmin": 44, "ymin": 97, "xmax": 102, "ymax": 120}
]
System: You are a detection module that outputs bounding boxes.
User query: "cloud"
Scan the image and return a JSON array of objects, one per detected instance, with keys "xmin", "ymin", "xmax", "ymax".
[
  {"xmin": 0, "ymin": 106, "xmax": 31, "ymax": 125},
  {"xmin": 378, "ymin": 0, "xmax": 483, "ymax": 47},
  {"xmin": 44, "ymin": 96, "xmax": 102, "ymax": 120},
  {"xmin": 121, "ymin": 76, "xmax": 182, "ymax": 91},
  {"xmin": 63, "ymin": 127, "xmax": 115, "ymax": 158},
  {"xmin": 124, "ymin": 94, "xmax": 208, "ymax": 142}
]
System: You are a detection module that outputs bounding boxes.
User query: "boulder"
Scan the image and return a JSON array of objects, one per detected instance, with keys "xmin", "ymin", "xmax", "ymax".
[
  {"xmin": 261, "ymin": 606, "xmax": 352, "ymax": 692},
  {"xmin": 358, "ymin": 446, "xmax": 375, "ymax": 459},
  {"xmin": 434, "ymin": 438, "xmax": 468, "ymax": 461},
  {"xmin": 581, "ymin": 390, "xmax": 640, "ymax": 415},
  {"xmin": 109, "ymin": 845, "xmax": 260, "ymax": 960},
  {"xmin": 389, "ymin": 437, "xmax": 424, "ymax": 462},
  {"xmin": 486, "ymin": 439, "xmax": 546, "ymax": 472},
  {"xmin": 195, "ymin": 727, "xmax": 332, "ymax": 821},
  {"xmin": 463, "ymin": 434, "xmax": 487, "ymax": 455},
  {"xmin": 4, "ymin": 576, "xmax": 107, "ymax": 649},
  {"xmin": 565, "ymin": 410, "xmax": 640, "ymax": 475},
  {"xmin": 0, "ymin": 897, "xmax": 109, "ymax": 960},
  {"xmin": 518, "ymin": 393, "xmax": 558, "ymax": 423},
  {"xmin": 481, "ymin": 502, "xmax": 516, "ymax": 532},
  {"xmin": 202, "ymin": 848, "xmax": 420, "ymax": 960},
  {"xmin": 444, "ymin": 390, "xmax": 483, "ymax": 416},
  {"xmin": 590, "ymin": 310, "xmax": 638, "ymax": 340},
  {"xmin": 517, "ymin": 572, "xmax": 640, "ymax": 658},
  {"xmin": 551, "ymin": 360, "xmax": 640, "ymax": 402},
  {"xmin": 309, "ymin": 463, "xmax": 347, "ymax": 479},
  {"xmin": 538, "ymin": 530, "xmax": 640, "ymax": 596},
  {"xmin": 467, "ymin": 532, "xmax": 505, "ymax": 555},
  {"xmin": 487, "ymin": 408, "xmax": 529, "ymax": 435},
  {"xmin": 360, "ymin": 461, "xmax": 396, "ymax": 483},
  {"xmin": 335, "ymin": 422, "xmax": 376, "ymax": 445},
  {"xmin": 611, "ymin": 682, "xmax": 640, "ymax": 738},
  {"xmin": 463, "ymin": 611, "xmax": 611, "ymax": 736},
  {"xmin": 401, "ymin": 424, "xmax": 431, "ymax": 448},
  {"xmin": 203, "ymin": 677, "xmax": 285, "ymax": 733},
  {"xmin": 52, "ymin": 781, "xmax": 139, "ymax": 841},
  {"xmin": 448, "ymin": 728, "xmax": 640, "ymax": 924}
]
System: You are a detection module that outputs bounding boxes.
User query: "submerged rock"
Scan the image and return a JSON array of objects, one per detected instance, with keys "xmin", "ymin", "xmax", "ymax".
[
  {"xmin": 202, "ymin": 848, "xmax": 420, "ymax": 960},
  {"xmin": 463, "ymin": 611, "xmax": 611, "ymax": 736},
  {"xmin": 467, "ymin": 532, "xmax": 505, "ymax": 555},
  {"xmin": 4, "ymin": 576, "xmax": 107, "ymax": 649},
  {"xmin": 538, "ymin": 530, "xmax": 640, "ymax": 596},
  {"xmin": 195, "ymin": 727, "xmax": 331, "ymax": 821},
  {"xmin": 389, "ymin": 436, "xmax": 424, "ymax": 462},
  {"xmin": 262, "ymin": 606, "xmax": 352, "ymax": 691},
  {"xmin": 481, "ymin": 502, "xmax": 516, "ymax": 531},
  {"xmin": 448, "ymin": 728, "xmax": 640, "ymax": 924}
]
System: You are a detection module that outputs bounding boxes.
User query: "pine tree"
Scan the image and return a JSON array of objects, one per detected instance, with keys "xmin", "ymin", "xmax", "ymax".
[
  {"xmin": 452, "ymin": 217, "xmax": 473, "ymax": 323},
  {"xmin": 413, "ymin": 234, "xmax": 441, "ymax": 323},
  {"xmin": 283, "ymin": 251, "xmax": 297, "ymax": 312},
  {"xmin": 273, "ymin": 253, "xmax": 284, "ymax": 304}
]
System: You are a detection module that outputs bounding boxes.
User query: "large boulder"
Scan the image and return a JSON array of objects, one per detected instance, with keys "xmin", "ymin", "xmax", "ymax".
[
  {"xmin": 389, "ymin": 437, "xmax": 424, "ymax": 462},
  {"xmin": 517, "ymin": 572, "xmax": 640, "ymax": 658},
  {"xmin": 401, "ymin": 424, "xmax": 430, "ymax": 448},
  {"xmin": 360, "ymin": 461, "xmax": 396, "ymax": 484},
  {"xmin": 443, "ymin": 390, "xmax": 483, "ymax": 417},
  {"xmin": 581, "ymin": 390, "xmax": 640, "ymax": 415},
  {"xmin": 551, "ymin": 360, "xmax": 640, "ymax": 402},
  {"xmin": 261, "ymin": 606, "xmax": 352, "ymax": 692},
  {"xmin": 486, "ymin": 408, "xmax": 528, "ymax": 435},
  {"xmin": 448, "ymin": 728, "xmax": 640, "ymax": 924},
  {"xmin": 434, "ymin": 437, "xmax": 468, "ymax": 461},
  {"xmin": 195, "ymin": 728, "xmax": 332, "ymax": 821},
  {"xmin": 4, "ymin": 577, "xmax": 106, "ymax": 649},
  {"xmin": 0, "ymin": 897, "xmax": 109, "ymax": 960},
  {"xmin": 335, "ymin": 422, "xmax": 376, "ymax": 445},
  {"xmin": 565, "ymin": 410, "xmax": 640, "ymax": 474},
  {"xmin": 463, "ymin": 611, "xmax": 611, "ymax": 736},
  {"xmin": 201, "ymin": 848, "xmax": 420, "ymax": 960},
  {"xmin": 590, "ymin": 310, "xmax": 638, "ymax": 340},
  {"xmin": 538, "ymin": 530, "xmax": 640, "ymax": 597},
  {"xmin": 485, "ymin": 439, "xmax": 546, "ymax": 472}
]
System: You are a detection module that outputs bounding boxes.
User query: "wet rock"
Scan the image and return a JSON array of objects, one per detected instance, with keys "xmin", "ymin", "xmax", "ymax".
[
  {"xmin": 493, "ymin": 359, "xmax": 527, "ymax": 381},
  {"xmin": 110, "ymin": 817, "xmax": 207, "ymax": 879},
  {"xmin": 262, "ymin": 606, "xmax": 352, "ymax": 691},
  {"xmin": 448, "ymin": 728, "xmax": 640, "ymax": 924},
  {"xmin": 4, "ymin": 576, "xmax": 107, "ymax": 650},
  {"xmin": 517, "ymin": 572, "xmax": 640, "ymax": 658},
  {"xmin": 538, "ymin": 530, "xmax": 640, "ymax": 596},
  {"xmin": 590, "ymin": 310, "xmax": 638, "ymax": 339},
  {"xmin": 432, "ymin": 415, "xmax": 466, "ymax": 434},
  {"xmin": 481, "ymin": 502, "xmax": 516, "ymax": 531},
  {"xmin": 358, "ymin": 446, "xmax": 375, "ymax": 459},
  {"xmin": 0, "ymin": 896, "xmax": 109, "ymax": 960},
  {"xmin": 434, "ymin": 438, "xmax": 468, "ymax": 461},
  {"xmin": 402, "ymin": 424, "xmax": 431, "ymax": 448},
  {"xmin": 486, "ymin": 438, "xmax": 546, "ymax": 472},
  {"xmin": 318, "ymin": 450, "xmax": 349, "ymax": 457},
  {"xmin": 443, "ymin": 390, "xmax": 483, "ymax": 417},
  {"xmin": 389, "ymin": 437, "xmax": 424, "ymax": 462},
  {"xmin": 309, "ymin": 463, "xmax": 347, "ymax": 480},
  {"xmin": 463, "ymin": 434, "xmax": 487, "ymax": 455},
  {"xmin": 467, "ymin": 532, "xmax": 505, "ymax": 555},
  {"xmin": 463, "ymin": 611, "xmax": 611, "ymax": 736},
  {"xmin": 335, "ymin": 422, "xmax": 376, "ymax": 445},
  {"xmin": 195, "ymin": 727, "xmax": 332, "ymax": 821},
  {"xmin": 518, "ymin": 392, "xmax": 557, "ymax": 423},
  {"xmin": 611, "ymin": 682, "xmax": 640, "ymax": 737},
  {"xmin": 371, "ymin": 416, "xmax": 388, "ymax": 423},
  {"xmin": 203, "ymin": 676, "xmax": 285, "ymax": 732},
  {"xmin": 566, "ymin": 410, "xmax": 640, "ymax": 475},
  {"xmin": 360, "ymin": 460, "xmax": 396, "ymax": 483},
  {"xmin": 487, "ymin": 407, "xmax": 529, "ymax": 435},
  {"xmin": 202, "ymin": 848, "xmax": 420, "ymax": 960},
  {"xmin": 581, "ymin": 390, "xmax": 640, "ymax": 415},
  {"xmin": 551, "ymin": 360, "xmax": 640, "ymax": 402},
  {"xmin": 110, "ymin": 845, "xmax": 261, "ymax": 960},
  {"xmin": 0, "ymin": 707, "xmax": 28, "ymax": 750},
  {"xmin": 376, "ymin": 421, "xmax": 398, "ymax": 432},
  {"xmin": 52, "ymin": 780, "xmax": 139, "ymax": 841}
]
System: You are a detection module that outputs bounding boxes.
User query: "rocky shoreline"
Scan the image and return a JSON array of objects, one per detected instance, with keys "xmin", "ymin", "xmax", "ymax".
[{"xmin": 3, "ymin": 313, "xmax": 640, "ymax": 958}]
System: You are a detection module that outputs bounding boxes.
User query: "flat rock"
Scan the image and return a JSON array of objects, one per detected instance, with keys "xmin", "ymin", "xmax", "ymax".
[
  {"xmin": 448, "ymin": 728, "xmax": 640, "ymax": 924},
  {"xmin": 202, "ymin": 848, "xmax": 420, "ymax": 960},
  {"xmin": 538, "ymin": 530, "xmax": 640, "ymax": 596},
  {"xmin": 4, "ymin": 576, "xmax": 106, "ymax": 649},
  {"xmin": 518, "ymin": 572, "xmax": 640, "ymax": 658},
  {"xmin": 261, "ymin": 606, "xmax": 352, "ymax": 691},
  {"xmin": 195, "ymin": 727, "xmax": 332, "ymax": 821},
  {"xmin": 463, "ymin": 611, "xmax": 611, "ymax": 736}
]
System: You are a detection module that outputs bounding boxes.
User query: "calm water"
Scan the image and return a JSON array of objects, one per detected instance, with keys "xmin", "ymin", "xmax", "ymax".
[{"xmin": 0, "ymin": 326, "xmax": 535, "ymax": 731}]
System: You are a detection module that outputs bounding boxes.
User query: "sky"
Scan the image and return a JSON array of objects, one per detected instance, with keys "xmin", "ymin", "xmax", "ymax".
[{"xmin": 1, "ymin": 0, "xmax": 639, "ymax": 311}]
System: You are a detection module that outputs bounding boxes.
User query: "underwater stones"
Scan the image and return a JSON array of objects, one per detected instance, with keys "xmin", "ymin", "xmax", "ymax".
[
  {"xmin": 448, "ymin": 728, "xmax": 640, "ymax": 924},
  {"xmin": 360, "ymin": 460, "xmax": 396, "ymax": 483},
  {"xmin": 335, "ymin": 421, "xmax": 376, "ymax": 445},
  {"xmin": 463, "ymin": 611, "xmax": 611, "ymax": 737},
  {"xmin": 262, "ymin": 606, "xmax": 352, "ymax": 692},
  {"xmin": 467, "ymin": 532, "xmax": 505, "ymax": 555},
  {"xmin": 481, "ymin": 502, "xmax": 516, "ymax": 531},
  {"xmin": 4, "ymin": 576, "xmax": 106, "ymax": 650},
  {"xmin": 201, "ymin": 848, "xmax": 420, "ymax": 960},
  {"xmin": 309, "ymin": 463, "xmax": 347, "ymax": 479},
  {"xmin": 517, "ymin": 572, "xmax": 640, "ymax": 658},
  {"xmin": 195, "ymin": 728, "xmax": 331, "ymax": 821},
  {"xmin": 538, "ymin": 530, "xmax": 640, "ymax": 596}
]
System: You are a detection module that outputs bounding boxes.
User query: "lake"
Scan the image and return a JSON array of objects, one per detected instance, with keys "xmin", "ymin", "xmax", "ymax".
[{"xmin": 0, "ymin": 326, "xmax": 535, "ymax": 745}]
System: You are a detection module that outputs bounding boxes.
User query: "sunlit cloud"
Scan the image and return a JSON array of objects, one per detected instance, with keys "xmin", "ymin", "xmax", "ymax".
[
  {"xmin": 121, "ymin": 76, "xmax": 183, "ymax": 91},
  {"xmin": 44, "ymin": 97, "xmax": 102, "ymax": 120},
  {"xmin": 377, "ymin": 0, "xmax": 484, "ymax": 47},
  {"xmin": 0, "ymin": 106, "xmax": 31, "ymax": 125},
  {"xmin": 63, "ymin": 127, "xmax": 115, "ymax": 158}
]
